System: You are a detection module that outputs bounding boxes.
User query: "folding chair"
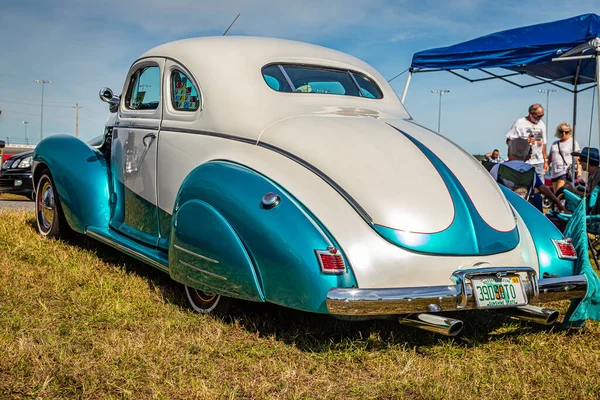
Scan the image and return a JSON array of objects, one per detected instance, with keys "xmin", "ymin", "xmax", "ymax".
[
  {"xmin": 554, "ymin": 185, "xmax": 600, "ymax": 268},
  {"xmin": 496, "ymin": 164, "xmax": 535, "ymax": 201},
  {"xmin": 481, "ymin": 160, "xmax": 496, "ymax": 172}
]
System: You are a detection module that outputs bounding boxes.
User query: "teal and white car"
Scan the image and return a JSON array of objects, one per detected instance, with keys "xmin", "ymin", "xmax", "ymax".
[{"xmin": 32, "ymin": 37, "xmax": 586, "ymax": 336}]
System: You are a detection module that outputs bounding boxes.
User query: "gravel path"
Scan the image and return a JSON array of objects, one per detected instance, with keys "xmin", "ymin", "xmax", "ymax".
[{"xmin": 0, "ymin": 198, "xmax": 35, "ymax": 211}]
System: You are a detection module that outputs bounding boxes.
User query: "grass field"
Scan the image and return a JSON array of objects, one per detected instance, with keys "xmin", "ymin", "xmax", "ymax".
[
  {"xmin": 1, "ymin": 210, "xmax": 600, "ymax": 399},
  {"xmin": 0, "ymin": 193, "xmax": 29, "ymax": 201}
]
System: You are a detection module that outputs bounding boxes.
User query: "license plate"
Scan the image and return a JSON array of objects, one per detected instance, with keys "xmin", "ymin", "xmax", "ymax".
[{"xmin": 472, "ymin": 275, "xmax": 527, "ymax": 309}]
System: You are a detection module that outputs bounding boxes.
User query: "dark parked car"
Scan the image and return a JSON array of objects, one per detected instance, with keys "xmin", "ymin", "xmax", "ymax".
[
  {"xmin": 0, "ymin": 150, "xmax": 34, "ymax": 199},
  {"xmin": 0, "ymin": 136, "xmax": 105, "ymax": 200}
]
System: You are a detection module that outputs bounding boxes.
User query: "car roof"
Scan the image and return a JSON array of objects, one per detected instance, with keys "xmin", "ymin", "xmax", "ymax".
[
  {"xmin": 134, "ymin": 36, "xmax": 409, "ymax": 141},
  {"xmin": 142, "ymin": 36, "xmax": 376, "ymax": 75}
]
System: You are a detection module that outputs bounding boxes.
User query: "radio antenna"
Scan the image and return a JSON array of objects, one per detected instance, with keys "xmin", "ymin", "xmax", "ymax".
[{"xmin": 223, "ymin": 13, "xmax": 241, "ymax": 36}]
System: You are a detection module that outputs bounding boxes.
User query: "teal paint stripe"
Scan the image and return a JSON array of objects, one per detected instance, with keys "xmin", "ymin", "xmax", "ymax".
[{"xmin": 374, "ymin": 127, "xmax": 519, "ymax": 256}]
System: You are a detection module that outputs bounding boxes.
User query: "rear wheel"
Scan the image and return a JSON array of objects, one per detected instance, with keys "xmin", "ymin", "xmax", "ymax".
[
  {"xmin": 184, "ymin": 285, "xmax": 231, "ymax": 315},
  {"xmin": 35, "ymin": 170, "xmax": 71, "ymax": 238}
]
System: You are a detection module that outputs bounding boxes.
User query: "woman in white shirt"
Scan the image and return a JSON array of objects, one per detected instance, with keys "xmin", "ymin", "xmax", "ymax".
[{"xmin": 548, "ymin": 122, "xmax": 581, "ymax": 191}]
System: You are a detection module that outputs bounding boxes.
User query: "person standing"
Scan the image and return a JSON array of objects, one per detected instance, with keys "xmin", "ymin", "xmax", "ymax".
[
  {"xmin": 548, "ymin": 122, "xmax": 581, "ymax": 192},
  {"xmin": 506, "ymin": 104, "xmax": 547, "ymax": 181}
]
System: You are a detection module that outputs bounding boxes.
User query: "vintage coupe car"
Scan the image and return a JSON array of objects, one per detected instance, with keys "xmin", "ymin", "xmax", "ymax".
[{"xmin": 32, "ymin": 37, "xmax": 587, "ymax": 336}]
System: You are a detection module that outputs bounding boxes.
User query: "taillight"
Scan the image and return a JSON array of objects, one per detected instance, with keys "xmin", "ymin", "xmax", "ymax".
[
  {"xmin": 552, "ymin": 238, "xmax": 577, "ymax": 260},
  {"xmin": 315, "ymin": 246, "xmax": 346, "ymax": 274}
]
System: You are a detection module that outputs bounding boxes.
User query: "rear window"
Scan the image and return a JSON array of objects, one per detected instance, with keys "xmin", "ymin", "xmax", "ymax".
[{"xmin": 262, "ymin": 64, "xmax": 383, "ymax": 99}]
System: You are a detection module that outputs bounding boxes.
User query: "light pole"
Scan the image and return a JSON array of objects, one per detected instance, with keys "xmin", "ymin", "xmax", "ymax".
[
  {"xmin": 538, "ymin": 89, "xmax": 556, "ymax": 128},
  {"xmin": 431, "ymin": 89, "xmax": 450, "ymax": 133},
  {"xmin": 34, "ymin": 79, "xmax": 51, "ymax": 141},
  {"xmin": 22, "ymin": 121, "xmax": 29, "ymax": 145}
]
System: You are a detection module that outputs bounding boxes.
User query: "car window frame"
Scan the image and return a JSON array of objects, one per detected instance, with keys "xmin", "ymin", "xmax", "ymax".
[
  {"xmin": 261, "ymin": 63, "xmax": 384, "ymax": 100},
  {"xmin": 123, "ymin": 61, "xmax": 162, "ymax": 111},
  {"xmin": 165, "ymin": 61, "xmax": 204, "ymax": 115},
  {"xmin": 169, "ymin": 68, "xmax": 202, "ymax": 113}
]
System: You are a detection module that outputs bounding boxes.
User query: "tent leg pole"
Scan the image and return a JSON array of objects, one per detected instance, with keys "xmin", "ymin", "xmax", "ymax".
[
  {"xmin": 401, "ymin": 71, "xmax": 412, "ymax": 104},
  {"xmin": 572, "ymin": 88, "xmax": 578, "ymax": 184},
  {"xmin": 572, "ymin": 60, "xmax": 581, "ymax": 185}
]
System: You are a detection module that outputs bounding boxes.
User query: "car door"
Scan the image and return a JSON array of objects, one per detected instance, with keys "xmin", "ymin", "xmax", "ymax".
[{"xmin": 110, "ymin": 58, "xmax": 165, "ymax": 246}]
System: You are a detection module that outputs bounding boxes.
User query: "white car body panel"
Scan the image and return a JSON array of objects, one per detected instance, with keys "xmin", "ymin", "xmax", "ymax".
[{"xmin": 156, "ymin": 130, "xmax": 538, "ymax": 289}]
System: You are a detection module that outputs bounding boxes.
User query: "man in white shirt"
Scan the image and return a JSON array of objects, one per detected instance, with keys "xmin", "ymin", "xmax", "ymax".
[{"xmin": 506, "ymin": 104, "xmax": 548, "ymax": 182}]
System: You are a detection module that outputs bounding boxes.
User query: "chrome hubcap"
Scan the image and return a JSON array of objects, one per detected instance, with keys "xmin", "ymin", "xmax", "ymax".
[
  {"xmin": 38, "ymin": 179, "xmax": 55, "ymax": 232},
  {"xmin": 193, "ymin": 289, "xmax": 218, "ymax": 305}
]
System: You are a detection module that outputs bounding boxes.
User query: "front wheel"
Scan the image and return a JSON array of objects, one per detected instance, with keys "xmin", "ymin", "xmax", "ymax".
[
  {"xmin": 184, "ymin": 285, "xmax": 231, "ymax": 315},
  {"xmin": 35, "ymin": 170, "xmax": 71, "ymax": 238}
]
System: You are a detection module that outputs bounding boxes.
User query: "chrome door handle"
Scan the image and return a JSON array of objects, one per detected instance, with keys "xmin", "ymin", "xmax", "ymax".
[{"xmin": 143, "ymin": 132, "xmax": 156, "ymax": 147}]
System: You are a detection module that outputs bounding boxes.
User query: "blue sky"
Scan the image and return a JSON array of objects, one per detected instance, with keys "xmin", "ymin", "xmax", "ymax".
[{"xmin": 1, "ymin": 0, "xmax": 599, "ymax": 156}]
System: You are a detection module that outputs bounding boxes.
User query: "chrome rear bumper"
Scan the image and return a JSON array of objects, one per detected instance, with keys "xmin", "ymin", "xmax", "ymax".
[{"xmin": 326, "ymin": 267, "xmax": 587, "ymax": 316}]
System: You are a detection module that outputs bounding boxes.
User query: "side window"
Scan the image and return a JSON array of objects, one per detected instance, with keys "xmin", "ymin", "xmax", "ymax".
[
  {"xmin": 171, "ymin": 70, "xmax": 200, "ymax": 111},
  {"xmin": 125, "ymin": 65, "xmax": 161, "ymax": 110}
]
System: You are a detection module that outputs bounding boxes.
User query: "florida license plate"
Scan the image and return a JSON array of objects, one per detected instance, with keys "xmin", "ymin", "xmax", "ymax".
[{"xmin": 472, "ymin": 275, "xmax": 527, "ymax": 309}]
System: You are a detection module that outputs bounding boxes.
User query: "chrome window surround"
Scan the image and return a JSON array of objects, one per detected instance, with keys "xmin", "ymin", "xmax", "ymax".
[{"xmin": 262, "ymin": 63, "xmax": 384, "ymax": 99}]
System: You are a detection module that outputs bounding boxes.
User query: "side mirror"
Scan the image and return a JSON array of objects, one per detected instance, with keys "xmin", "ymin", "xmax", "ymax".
[
  {"xmin": 99, "ymin": 87, "xmax": 120, "ymax": 113},
  {"xmin": 0, "ymin": 140, "xmax": 5, "ymax": 149}
]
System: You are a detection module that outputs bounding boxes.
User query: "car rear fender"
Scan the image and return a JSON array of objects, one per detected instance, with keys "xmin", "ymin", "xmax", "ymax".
[
  {"xmin": 33, "ymin": 135, "xmax": 111, "ymax": 233},
  {"xmin": 169, "ymin": 160, "xmax": 358, "ymax": 313},
  {"xmin": 501, "ymin": 186, "xmax": 576, "ymax": 277}
]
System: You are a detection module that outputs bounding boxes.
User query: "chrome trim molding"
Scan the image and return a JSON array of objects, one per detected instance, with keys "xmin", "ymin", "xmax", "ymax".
[
  {"xmin": 174, "ymin": 244, "xmax": 219, "ymax": 264},
  {"xmin": 186, "ymin": 275, "xmax": 237, "ymax": 297},
  {"xmin": 86, "ymin": 230, "xmax": 169, "ymax": 273},
  {"xmin": 326, "ymin": 272, "xmax": 587, "ymax": 316},
  {"xmin": 112, "ymin": 124, "xmax": 160, "ymax": 131},
  {"xmin": 179, "ymin": 259, "xmax": 227, "ymax": 281},
  {"xmin": 159, "ymin": 126, "xmax": 257, "ymax": 145}
]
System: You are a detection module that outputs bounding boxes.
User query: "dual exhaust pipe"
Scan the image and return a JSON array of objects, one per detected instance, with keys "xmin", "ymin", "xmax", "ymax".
[{"xmin": 398, "ymin": 305, "xmax": 559, "ymax": 337}]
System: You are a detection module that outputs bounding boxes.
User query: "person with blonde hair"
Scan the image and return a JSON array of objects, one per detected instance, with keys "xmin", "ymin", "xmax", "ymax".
[{"xmin": 547, "ymin": 122, "xmax": 581, "ymax": 191}]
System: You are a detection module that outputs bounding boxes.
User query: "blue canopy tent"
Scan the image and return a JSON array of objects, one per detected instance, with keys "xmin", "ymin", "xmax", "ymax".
[
  {"xmin": 403, "ymin": 14, "xmax": 600, "ymax": 326},
  {"xmin": 402, "ymin": 13, "xmax": 600, "ymax": 151}
]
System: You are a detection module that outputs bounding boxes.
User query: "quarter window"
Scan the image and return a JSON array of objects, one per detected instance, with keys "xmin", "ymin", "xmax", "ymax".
[
  {"xmin": 171, "ymin": 70, "xmax": 200, "ymax": 111},
  {"xmin": 125, "ymin": 66, "xmax": 161, "ymax": 110}
]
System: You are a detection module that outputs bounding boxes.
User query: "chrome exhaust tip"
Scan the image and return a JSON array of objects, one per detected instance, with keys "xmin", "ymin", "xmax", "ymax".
[
  {"xmin": 501, "ymin": 305, "xmax": 560, "ymax": 325},
  {"xmin": 398, "ymin": 313, "xmax": 464, "ymax": 337}
]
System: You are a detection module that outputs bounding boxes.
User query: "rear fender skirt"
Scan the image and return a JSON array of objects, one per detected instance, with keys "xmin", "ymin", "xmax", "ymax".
[
  {"xmin": 32, "ymin": 135, "xmax": 110, "ymax": 233},
  {"xmin": 170, "ymin": 199, "xmax": 264, "ymax": 301},
  {"xmin": 172, "ymin": 160, "xmax": 357, "ymax": 313}
]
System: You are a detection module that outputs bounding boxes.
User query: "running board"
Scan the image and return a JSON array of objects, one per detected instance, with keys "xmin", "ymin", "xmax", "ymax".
[{"xmin": 85, "ymin": 226, "xmax": 169, "ymax": 272}]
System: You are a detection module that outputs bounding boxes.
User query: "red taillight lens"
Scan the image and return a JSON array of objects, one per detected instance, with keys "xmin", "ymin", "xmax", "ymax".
[
  {"xmin": 316, "ymin": 248, "xmax": 346, "ymax": 274},
  {"xmin": 552, "ymin": 238, "xmax": 577, "ymax": 260}
]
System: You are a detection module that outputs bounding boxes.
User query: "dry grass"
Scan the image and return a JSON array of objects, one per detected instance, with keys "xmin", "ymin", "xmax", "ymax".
[
  {"xmin": 0, "ymin": 193, "xmax": 29, "ymax": 201},
  {"xmin": 1, "ymin": 209, "xmax": 600, "ymax": 399}
]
